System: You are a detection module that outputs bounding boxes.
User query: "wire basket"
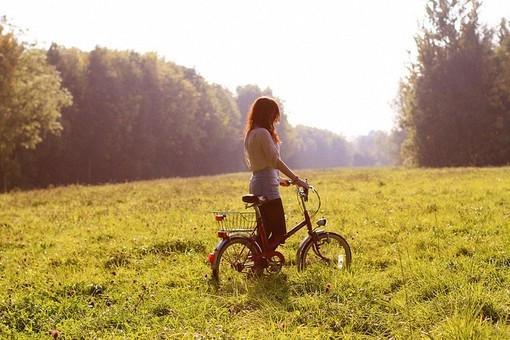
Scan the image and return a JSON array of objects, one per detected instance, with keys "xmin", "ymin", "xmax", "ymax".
[{"xmin": 212, "ymin": 211, "xmax": 257, "ymax": 232}]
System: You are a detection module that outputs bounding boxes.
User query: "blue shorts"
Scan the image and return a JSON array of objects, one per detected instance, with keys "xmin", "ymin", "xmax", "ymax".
[{"xmin": 249, "ymin": 168, "xmax": 280, "ymax": 200}]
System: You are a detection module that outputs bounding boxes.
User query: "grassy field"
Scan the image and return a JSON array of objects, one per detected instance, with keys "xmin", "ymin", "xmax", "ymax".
[{"xmin": 0, "ymin": 167, "xmax": 509, "ymax": 338}]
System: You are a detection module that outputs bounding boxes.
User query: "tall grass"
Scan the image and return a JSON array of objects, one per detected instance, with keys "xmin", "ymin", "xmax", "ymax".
[{"xmin": 0, "ymin": 168, "xmax": 509, "ymax": 338}]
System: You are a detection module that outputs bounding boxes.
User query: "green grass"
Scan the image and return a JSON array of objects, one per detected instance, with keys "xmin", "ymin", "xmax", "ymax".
[{"xmin": 0, "ymin": 168, "xmax": 509, "ymax": 338}]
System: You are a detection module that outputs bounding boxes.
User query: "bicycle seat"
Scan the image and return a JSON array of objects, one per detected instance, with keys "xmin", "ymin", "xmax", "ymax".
[{"xmin": 242, "ymin": 194, "xmax": 261, "ymax": 204}]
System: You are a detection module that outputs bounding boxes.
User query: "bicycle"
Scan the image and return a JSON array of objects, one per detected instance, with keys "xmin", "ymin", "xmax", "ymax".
[{"xmin": 207, "ymin": 182, "xmax": 352, "ymax": 283}]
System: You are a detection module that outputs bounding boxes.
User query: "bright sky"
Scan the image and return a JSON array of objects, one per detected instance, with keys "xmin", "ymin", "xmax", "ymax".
[{"xmin": 3, "ymin": 0, "xmax": 510, "ymax": 137}]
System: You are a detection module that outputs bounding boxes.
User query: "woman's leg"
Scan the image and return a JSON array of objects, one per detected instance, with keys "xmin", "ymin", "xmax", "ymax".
[{"xmin": 259, "ymin": 198, "xmax": 286, "ymax": 250}]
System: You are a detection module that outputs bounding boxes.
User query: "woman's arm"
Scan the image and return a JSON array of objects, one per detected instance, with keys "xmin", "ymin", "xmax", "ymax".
[{"xmin": 276, "ymin": 158, "xmax": 309, "ymax": 189}]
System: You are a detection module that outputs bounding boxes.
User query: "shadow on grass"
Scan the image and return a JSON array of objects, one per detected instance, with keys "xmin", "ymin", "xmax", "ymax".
[
  {"xmin": 207, "ymin": 271, "xmax": 291, "ymax": 309},
  {"xmin": 246, "ymin": 273, "xmax": 291, "ymax": 306}
]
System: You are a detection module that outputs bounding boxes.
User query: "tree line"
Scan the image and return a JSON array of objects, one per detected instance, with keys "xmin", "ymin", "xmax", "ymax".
[
  {"xmin": 0, "ymin": 22, "xmax": 399, "ymax": 191},
  {"xmin": 398, "ymin": 0, "xmax": 510, "ymax": 166},
  {"xmin": 5, "ymin": 0, "xmax": 506, "ymax": 191}
]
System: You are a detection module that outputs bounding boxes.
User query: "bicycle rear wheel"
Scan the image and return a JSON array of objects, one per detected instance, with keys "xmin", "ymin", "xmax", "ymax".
[
  {"xmin": 212, "ymin": 237, "xmax": 259, "ymax": 285},
  {"xmin": 298, "ymin": 231, "xmax": 351, "ymax": 271}
]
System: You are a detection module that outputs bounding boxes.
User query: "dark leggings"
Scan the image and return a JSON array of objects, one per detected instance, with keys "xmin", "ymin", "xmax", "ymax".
[{"xmin": 258, "ymin": 198, "xmax": 286, "ymax": 250}]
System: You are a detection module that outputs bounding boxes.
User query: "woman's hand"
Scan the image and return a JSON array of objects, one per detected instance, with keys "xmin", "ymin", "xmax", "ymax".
[
  {"xmin": 279, "ymin": 178, "xmax": 291, "ymax": 187},
  {"xmin": 293, "ymin": 177, "xmax": 309, "ymax": 190}
]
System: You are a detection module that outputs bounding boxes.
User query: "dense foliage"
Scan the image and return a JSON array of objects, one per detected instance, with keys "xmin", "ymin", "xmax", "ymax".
[
  {"xmin": 398, "ymin": 0, "xmax": 510, "ymax": 166},
  {"xmin": 14, "ymin": 45, "xmax": 244, "ymax": 186}
]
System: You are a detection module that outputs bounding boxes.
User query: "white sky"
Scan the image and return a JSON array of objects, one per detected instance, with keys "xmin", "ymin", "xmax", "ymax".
[{"xmin": 3, "ymin": 0, "xmax": 510, "ymax": 137}]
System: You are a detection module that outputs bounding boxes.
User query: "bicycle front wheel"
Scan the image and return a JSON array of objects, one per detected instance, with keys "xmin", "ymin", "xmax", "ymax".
[
  {"xmin": 298, "ymin": 231, "xmax": 351, "ymax": 271},
  {"xmin": 212, "ymin": 236, "xmax": 259, "ymax": 285}
]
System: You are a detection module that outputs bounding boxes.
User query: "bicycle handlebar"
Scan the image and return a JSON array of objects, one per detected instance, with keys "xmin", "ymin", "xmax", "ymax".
[
  {"xmin": 298, "ymin": 186, "xmax": 310, "ymax": 201},
  {"xmin": 288, "ymin": 178, "xmax": 310, "ymax": 201},
  {"xmin": 292, "ymin": 181, "xmax": 321, "ymax": 217}
]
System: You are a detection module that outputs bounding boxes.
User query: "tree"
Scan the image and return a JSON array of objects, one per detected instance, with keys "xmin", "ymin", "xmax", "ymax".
[
  {"xmin": 352, "ymin": 131, "xmax": 398, "ymax": 166},
  {"xmin": 0, "ymin": 20, "xmax": 22, "ymax": 113},
  {"xmin": 20, "ymin": 44, "xmax": 90, "ymax": 186},
  {"xmin": 398, "ymin": 0, "xmax": 500, "ymax": 167},
  {"xmin": 0, "ymin": 24, "xmax": 71, "ymax": 190},
  {"xmin": 489, "ymin": 19, "xmax": 510, "ymax": 163},
  {"xmin": 0, "ymin": 21, "xmax": 23, "ymax": 190},
  {"xmin": 287, "ymin": 125, "xmax": 352, "ymax": 168}
]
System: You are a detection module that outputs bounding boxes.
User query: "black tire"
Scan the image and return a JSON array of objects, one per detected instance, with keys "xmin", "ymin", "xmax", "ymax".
[
  {"xmin": 298, "ymin": 232, "xmax": 351, "ymax": 271},
  {"xmin": 212, "ymin": 237, "xmax": 259, "ymax": 284}
]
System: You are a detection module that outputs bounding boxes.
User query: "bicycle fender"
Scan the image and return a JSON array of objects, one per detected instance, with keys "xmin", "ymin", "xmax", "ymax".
[
  {"xmin": 228, "ymin": 234, "xmax": 262, "ymax": 255},
  {"xmin": 212, "ymin": 235, "xmax": 262, "ymax": 267},
  {"xmin": 295, "ymin": 230, "xmax": 327, "ymax": 269}
]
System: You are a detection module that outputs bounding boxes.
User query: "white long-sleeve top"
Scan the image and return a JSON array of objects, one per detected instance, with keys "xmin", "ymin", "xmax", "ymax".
[{"xmin": 244, "ymin": 127, "xmax": 280, "ymax": 172}]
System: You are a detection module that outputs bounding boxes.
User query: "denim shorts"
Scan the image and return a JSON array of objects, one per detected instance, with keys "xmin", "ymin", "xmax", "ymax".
[{"xmin": 249, "ymin": 168, "xmax": 280, "ymax": 200}]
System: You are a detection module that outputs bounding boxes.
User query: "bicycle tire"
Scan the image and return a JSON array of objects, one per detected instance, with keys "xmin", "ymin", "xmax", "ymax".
[
  {"xmin": 212, "ymin": 236, "xmax": 259, "ymax": 283},
  {"xmin": 297, "ymin": 231, "xmax": 352, "ymax": 271}
]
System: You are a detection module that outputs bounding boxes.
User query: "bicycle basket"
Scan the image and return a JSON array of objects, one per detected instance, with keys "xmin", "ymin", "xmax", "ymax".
[{"xmin": 213, "ymin": 211, "xmax": 256, "ymax": 232}]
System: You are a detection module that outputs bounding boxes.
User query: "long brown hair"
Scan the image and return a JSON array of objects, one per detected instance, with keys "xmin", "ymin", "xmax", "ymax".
[{"xmin": 244, "ymin": 96, "xmax": 281, "ymax": 143}]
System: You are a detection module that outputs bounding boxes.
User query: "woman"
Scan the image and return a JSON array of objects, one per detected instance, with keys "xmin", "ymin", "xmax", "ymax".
[{"xmin": 244, "ymin": 96, "xmax": 309, "ymax": 250}]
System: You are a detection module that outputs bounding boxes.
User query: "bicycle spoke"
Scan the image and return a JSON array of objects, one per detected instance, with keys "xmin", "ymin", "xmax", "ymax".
[
  {"xmin": 222, "ymin": 246, "xmax": 237, "ymax": 265},
  {"xmin": 224, "ymin": 244, "xmax": 245, "ymax": 267},
  {"xmin": 236, "ymin": 243, "xmax": 248, "ymax": 262}
]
